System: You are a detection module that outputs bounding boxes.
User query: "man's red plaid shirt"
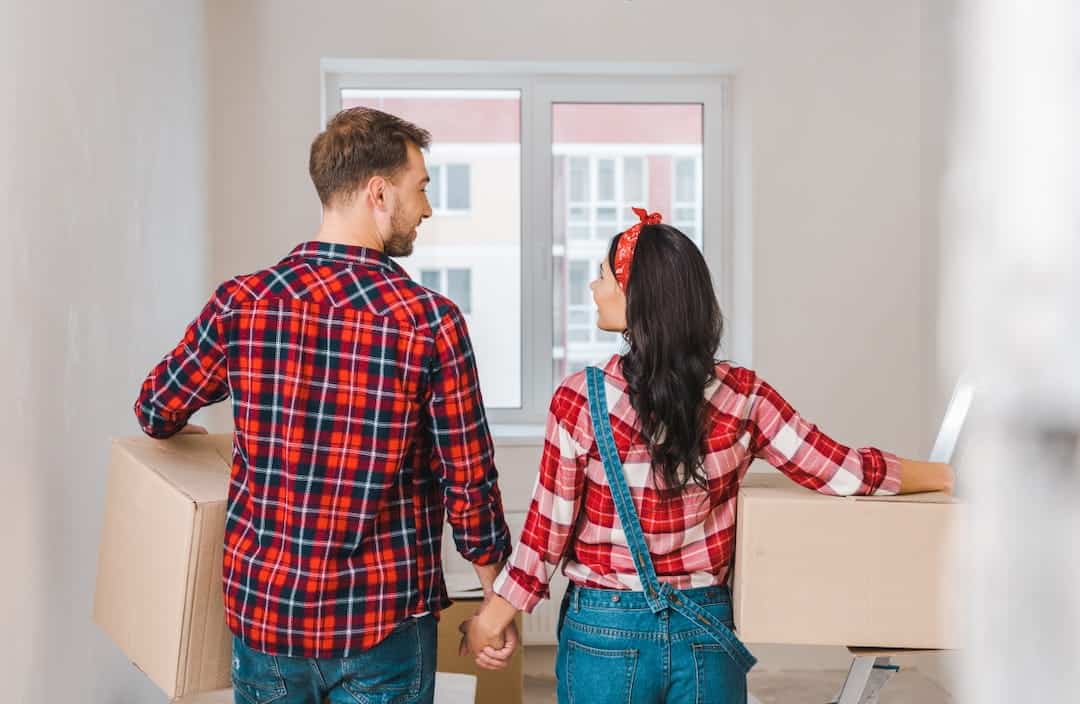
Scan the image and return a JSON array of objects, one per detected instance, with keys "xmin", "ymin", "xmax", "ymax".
[{"xmin": 135, "ymin": 241, "xmax": 511, "ymax": 658}]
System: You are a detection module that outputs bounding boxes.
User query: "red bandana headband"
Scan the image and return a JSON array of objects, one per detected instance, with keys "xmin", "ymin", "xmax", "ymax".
[{"xmin": 613, "ymin": 207, "xmax": 663, "ymax": 290}]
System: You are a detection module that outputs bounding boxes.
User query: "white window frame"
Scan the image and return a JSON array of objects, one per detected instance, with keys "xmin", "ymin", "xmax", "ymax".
[{"xmin": 321, "ymin": 60, "xmax": 747, "ymax": 427}]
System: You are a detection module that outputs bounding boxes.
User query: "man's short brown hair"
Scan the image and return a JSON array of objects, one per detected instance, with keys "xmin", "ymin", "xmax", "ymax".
[{"xmin": 309, "ymin": 107, "xmax": 432, "ymax": 206}]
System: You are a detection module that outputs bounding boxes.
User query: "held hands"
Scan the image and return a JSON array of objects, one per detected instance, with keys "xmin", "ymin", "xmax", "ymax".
[{"xmin": 458, "ymin": 607, "xmax": 519, "ymax": 670}]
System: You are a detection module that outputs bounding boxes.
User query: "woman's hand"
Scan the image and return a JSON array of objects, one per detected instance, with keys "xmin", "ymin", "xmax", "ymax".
[{"xmin": 898, "ymin": 459, "xmax": 955, "ymax": 494}]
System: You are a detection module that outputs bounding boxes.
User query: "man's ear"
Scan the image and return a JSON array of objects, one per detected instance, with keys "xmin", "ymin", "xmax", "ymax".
[{"xmin": 368, "ymin": 175, "xmax": 389, "ymax": 211}]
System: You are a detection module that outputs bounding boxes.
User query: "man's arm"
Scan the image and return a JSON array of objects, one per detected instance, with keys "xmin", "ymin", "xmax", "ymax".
[
  {"xmin": 472, "ymin": 561, "xmax": 505, "ymax": 599},
  {"xmin": 134, "ymin": 291, "xmax": 229, "ymax": 438},
  {"xmin": 426, "ymin": 305, "xmax": 512, "ymax": 568}
]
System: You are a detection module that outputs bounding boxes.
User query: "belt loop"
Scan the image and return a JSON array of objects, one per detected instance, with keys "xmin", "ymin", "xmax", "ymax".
[{"xmin": 572, "ymin": 585, "xmax": 580, "ymax": 613}]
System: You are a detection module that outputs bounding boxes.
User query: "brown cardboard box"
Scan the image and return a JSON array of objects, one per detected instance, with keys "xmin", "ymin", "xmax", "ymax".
[
  {"xmin": 97, "ymin": 435, "xmax": 523, "ymax": 702},
  {"xmin": 732, "ymin": 473, "xmax": 962, "ymax": 649},
  {"xmin": 94, "ymin": 434, "xmax": 235, "ymax": 699},
  {"xmin": 438, "ymin": 599, "xmax": 524, "ymax": 704}
]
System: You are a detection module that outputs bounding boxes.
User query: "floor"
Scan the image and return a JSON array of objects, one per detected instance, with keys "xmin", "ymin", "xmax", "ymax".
[{"xmin": 520, "ymin": 646, "xmax": 954, "ymax": 704}]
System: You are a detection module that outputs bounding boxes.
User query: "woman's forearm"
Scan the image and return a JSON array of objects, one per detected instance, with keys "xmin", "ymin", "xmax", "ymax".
[
  {"xmin": 897, "ymin": 459, "xmax": 954, "ymax": 494},
  {"xmin": 478, "ymin": 592, "xmax": 520, "ymax": 634}
]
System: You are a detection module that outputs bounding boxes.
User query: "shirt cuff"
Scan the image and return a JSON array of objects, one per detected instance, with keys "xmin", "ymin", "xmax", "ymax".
[
  {"xmin": 874, "ymin": 451, "xmax": 903, "ymax": 495},
  {"xmin": 134, "ymin": 400, "xmax": 186, "ymax": 439},
  {"xmin": 458, "ymin": 520, "xmax": 513, "ymax": 566},
  {"xmin": 466, "ymin": 540, "xmax": 513, "ymax": 566},
  {"xmin": 493, "ymin": 565, "xmax": 548, "ymax": 614}
]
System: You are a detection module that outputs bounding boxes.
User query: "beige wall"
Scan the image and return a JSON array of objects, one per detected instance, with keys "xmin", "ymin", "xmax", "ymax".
[
  {"xmin": 207, "ymin": 0, "xmax": 935, "ymax": 457},
  {"xmin": 3, "ymin": 1, "xmax": 209, "ymax": 702}
]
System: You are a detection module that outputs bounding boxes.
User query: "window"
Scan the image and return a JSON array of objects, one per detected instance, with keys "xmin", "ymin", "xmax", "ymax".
[
  {"xmin": 552, "ymin": 104, "xmax": 705, "ymax": 377},
  {"xmin": 419, "ymin": 267, "xmax": 473, "ymax": 314},
  {"xmin": 672, "ymin": 156, "xmax": 702, "ymax": 241},
  {"xmin": 324, "ymin": 62, "xmax": 737, "ymax": 425},
  {"xmin": 564, "ymin": 156, "xmax": 648, "ymax": 241},
  {"xmin": 334, "ymin": 88, "xmax": 521, "ymax": 409},
  {"xmin": 419, "ymin": 269, "xmax": 441, "ymax": 291},
  {"xmin": 428, "ymin": 163, "xmax": 472, "ymax": 214}
]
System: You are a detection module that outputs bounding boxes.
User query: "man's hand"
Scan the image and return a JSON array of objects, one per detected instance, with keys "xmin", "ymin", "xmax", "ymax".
[
  {"xmin": 477, "ymin": 619, "xmax": 519, "ymax": 670},
  {"xmin": 176, "ymin": 423, "xmax": 209, "ymax": 435},
  {"xmin": 458, "ymin": 612, "xmax": 519, "ymax": 670}
]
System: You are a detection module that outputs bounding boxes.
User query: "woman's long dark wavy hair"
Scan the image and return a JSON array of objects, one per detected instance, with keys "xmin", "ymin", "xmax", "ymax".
[{"xmin": 608, "ymin": 224, "xmax": 723, "ymax": 496}]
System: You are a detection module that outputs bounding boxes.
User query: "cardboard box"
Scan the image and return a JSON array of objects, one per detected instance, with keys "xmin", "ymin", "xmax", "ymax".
[
  {"xmin": 96, "ymin": 435, "xmax": 523, "ymax": 703},
  {"xmin": 732, "ymin": 473, "xmax": 962, "ymax": 649},
  {"xmin": 94, "ymin": 434, "xmax": 234, "ymax": 699}
]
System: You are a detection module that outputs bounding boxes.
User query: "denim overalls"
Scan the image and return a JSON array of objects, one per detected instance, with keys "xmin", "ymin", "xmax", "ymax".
[{"xmin": 554, "ymin": 367, "xmax": 757, "ymax": 704}]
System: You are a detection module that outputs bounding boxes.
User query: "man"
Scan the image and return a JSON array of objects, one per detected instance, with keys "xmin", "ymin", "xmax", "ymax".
[{"xmin": 135, "ymin": 107, "xmax": 517, "ymax": 704}]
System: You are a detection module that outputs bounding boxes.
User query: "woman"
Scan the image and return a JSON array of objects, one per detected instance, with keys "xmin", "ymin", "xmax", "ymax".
[{"xmin": 463, "ymin": 208, "xmax": 953, "ymax": 703}]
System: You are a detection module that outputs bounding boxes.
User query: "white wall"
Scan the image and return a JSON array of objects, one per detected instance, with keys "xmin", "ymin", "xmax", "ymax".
[
  {"xmin": 202, "ymin": 0, "xmax": 951, "ymax": 687},
  {"xmin": 1, "ymin": 0, "xmax": 956, "ymax": 699},
  {"xmin": 2, "ymin": 1, "xmax": 209, "ymax": 701},
  {"xmin": 206, "ymin": 0, "xmax": 935, "ymax": 457},
  {"xmin": 922, "ymin": 0, "xmax": 958, "ymax": 441}
]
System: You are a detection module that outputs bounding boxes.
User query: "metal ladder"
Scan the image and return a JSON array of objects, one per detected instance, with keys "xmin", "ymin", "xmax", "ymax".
[
  {"xmin": 830, "ymin": 652, "xmax": 901, "ymax": 704},
  {"xmin": 745, "ymin": 651, "xmax": 901, "ymax": 704}
]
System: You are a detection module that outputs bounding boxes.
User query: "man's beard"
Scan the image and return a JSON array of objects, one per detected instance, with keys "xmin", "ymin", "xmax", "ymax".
[{"xmin": 384, "ymin": 207, "xmax": 417, "ymax": 257}]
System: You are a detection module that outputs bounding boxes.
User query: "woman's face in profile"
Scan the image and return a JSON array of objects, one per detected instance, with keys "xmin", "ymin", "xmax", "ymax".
[{"xmin": 590, "ymin": 258, "xmax": 627, "ymax": 333}]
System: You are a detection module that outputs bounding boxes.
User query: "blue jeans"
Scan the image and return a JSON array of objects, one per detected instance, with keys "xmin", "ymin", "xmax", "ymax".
[
  {"xmin": 231, "ymin": 615, "xmax": 436, "ymax": 704},
  {"xmin": 556, "ymin": 584, "xmax": 748, "ymax": 704}
]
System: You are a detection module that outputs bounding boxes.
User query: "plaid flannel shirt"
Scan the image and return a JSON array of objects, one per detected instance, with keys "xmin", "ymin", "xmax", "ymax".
[
  {"xmin": 493, "ymin": 355, "xmax": 901, "ymax": 612},
  {"xmin": 135, "ymin": 241, "xmax": 511, "ymax": 657}
]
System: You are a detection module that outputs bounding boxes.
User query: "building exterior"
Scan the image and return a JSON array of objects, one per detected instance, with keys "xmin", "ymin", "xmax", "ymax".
[{"xmin": 342, "ymin": 92, "xmax": 703, "ymax": 408}]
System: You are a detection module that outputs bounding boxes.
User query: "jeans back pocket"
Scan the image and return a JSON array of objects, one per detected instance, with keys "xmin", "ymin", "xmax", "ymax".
[
  {"xmin": 565, "ymin": 640, "xmax": 638, "ymax": 704},
  {"xmin": 340, "ymin": 618, "xmax": 425, "ymax": 704}
]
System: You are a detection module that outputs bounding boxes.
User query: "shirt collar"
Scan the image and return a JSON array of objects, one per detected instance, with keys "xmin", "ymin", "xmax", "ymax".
[
  {"xmin": 286, "ymin": 241, "xmax": 405, "ymax": 275},
  {"xmin": 602, "ymin": 353, "xmax": 625, "ymax": 381}
]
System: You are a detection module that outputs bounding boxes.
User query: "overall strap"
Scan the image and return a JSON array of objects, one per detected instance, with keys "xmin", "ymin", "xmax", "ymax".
[
  {"xmin": 584, "ymin": 366, "xmax": 757, "ymax": 674},
  {"xmin": 585, "ymin": 366, "xmax": 666, "ymax": 607}
]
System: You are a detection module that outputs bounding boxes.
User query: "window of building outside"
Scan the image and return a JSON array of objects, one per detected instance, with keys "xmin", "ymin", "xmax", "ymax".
[
  {"xmin": 552, "ymin": 103, "xmax": 704, "ymax": 378},
  {"xmin": 428, "ymin": 163, "xmax": 472, "ymax": 214},
  {"xmin": 338, "ymin": 89, "xmax": 522, "ymax": 409},
  {"xmin": 420, "ymin": 267, "xmax": 473, "ymax": 315},
  {"xmin": 327, "ymin": 71, "xmax": 726, "ymax": 425}
]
